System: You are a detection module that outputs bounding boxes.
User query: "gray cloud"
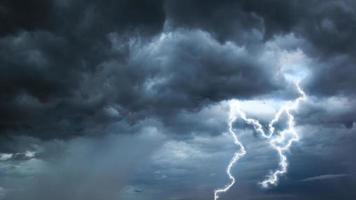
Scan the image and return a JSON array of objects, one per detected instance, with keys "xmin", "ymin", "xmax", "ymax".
[{"xmin": 1, "ymin": 0, "xmax": 356, "ymax": 199}]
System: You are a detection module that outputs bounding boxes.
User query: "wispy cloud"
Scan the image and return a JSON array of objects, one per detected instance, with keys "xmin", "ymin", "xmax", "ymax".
[
  {"xmin": 300, "ymin": 174, "xmax": 349, "ymax": 182},
  {"xmin": 0, "ymin": 151, "xmax": 36, "ymax": 161}
]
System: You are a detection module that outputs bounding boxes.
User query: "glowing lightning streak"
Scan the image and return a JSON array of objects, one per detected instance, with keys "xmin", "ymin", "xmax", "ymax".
[
  {"xmin": 214, "ymin": 101, "xmax": 247, "ymax": 200},
  {"xmin": 214, "ymin": 81, "xmax": 307, "ymax": 199},
  {"xmin": 260, "ymin": 81, "xmax": 306, "ymax": 188}
]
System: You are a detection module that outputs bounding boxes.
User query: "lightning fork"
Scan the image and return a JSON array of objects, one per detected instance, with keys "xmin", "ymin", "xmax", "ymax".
[{"xmin": 213, "ymin": 81, "xmax": 306, "ymax": 199}]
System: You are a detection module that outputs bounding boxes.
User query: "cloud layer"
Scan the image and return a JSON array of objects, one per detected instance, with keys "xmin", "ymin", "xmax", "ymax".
[{"xmin": 0, "ymin": 0, "xmax": 356, "ymax": 199}]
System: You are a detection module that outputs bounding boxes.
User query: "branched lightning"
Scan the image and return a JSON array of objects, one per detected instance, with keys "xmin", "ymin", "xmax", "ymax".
[
  {"xmin": 260, "ymin": 81, "xmax": 306, "ymax": 188},
  {"xmin": 214, "ymin": 81, "xmax": 307, "ymax": 199}
]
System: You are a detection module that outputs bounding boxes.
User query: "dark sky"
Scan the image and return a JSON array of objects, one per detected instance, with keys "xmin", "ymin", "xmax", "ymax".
[{"xmin": 0, "ymin": 0, "xmax": 355, "ymax": 199}]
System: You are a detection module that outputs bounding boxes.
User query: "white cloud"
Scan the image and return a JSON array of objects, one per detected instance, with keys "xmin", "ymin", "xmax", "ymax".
[{"xmin": 0, "ymin": 153, "xmax": 13, "ymax": 161}]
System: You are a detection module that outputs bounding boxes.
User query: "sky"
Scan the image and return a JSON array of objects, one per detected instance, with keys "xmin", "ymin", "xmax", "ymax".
[{"xmin": 0, "ymin": 0, "xmax": 356, "ymax": 199}]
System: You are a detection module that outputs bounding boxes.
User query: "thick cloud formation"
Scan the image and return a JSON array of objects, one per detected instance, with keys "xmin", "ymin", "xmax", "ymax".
[{"xmin": 0, "ymin": 0, "xmax": 356, "ymax": 200}]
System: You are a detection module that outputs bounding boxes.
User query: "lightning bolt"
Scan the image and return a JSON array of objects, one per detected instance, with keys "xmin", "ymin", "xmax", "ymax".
[
  {"xmin": 260, "ymin": 81, "xmax": 306, "ymax": 188},
  {"xmin": 214, "ymin": 101, "xmax": 247, "ymax": 200},
  {"xmin": 214, "ymin": 81, "xmax": 307, "ymax": 199}
]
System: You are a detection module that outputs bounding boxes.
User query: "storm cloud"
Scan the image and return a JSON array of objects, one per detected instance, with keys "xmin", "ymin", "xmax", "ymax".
[{"xmin": 0, "ymin": 0, "xmax": 356, "ymax": 200}]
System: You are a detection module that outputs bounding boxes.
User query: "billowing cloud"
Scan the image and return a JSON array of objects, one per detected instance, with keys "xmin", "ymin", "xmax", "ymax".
[{"xmin": 1, "ymin": 0, "xmax": 356, "ymax": 199}]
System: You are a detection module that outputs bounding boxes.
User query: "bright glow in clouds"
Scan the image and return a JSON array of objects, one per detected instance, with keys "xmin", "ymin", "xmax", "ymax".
[{"xmin": 214, "ymin": 81, "xmax": 307, "ymax": 199}]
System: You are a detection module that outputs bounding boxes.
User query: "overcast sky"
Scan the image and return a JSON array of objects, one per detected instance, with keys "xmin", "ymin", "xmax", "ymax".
[{"xmin": 0, "ymin": 0, "xmax": 356, "ymax": 200}]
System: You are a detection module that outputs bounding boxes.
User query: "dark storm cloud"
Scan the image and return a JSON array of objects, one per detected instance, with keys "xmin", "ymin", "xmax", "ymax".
[
  {"xmin": 164, "ymin": 0, "xmax": 306, "ymax": 42},
  {"xmin": 250, "ymin": 0, "xmax": 356, "ymax": 97},
  {"xmin": 0, "ymin": 0, "xmax": 354, "ymax": 137},
  {"xmin": 305, "ymin": 55, "xmax": 356, "ymax": 97},
  {"xmin": 165, "ymin": 0, "xmax": 356, "ymax": 55},
  {"xmin": 0, "ymin": 0, "xmax": 288, "ymax": 138},
  {"xmin": 165, "ymin": 0, "xmax": 356, "ymax": 97},
  {"xmin": 1, "ymin": 1, "xmax": 356, "ymax": 200},
  {"xmin": 0, "ymin": 31, "xmax": 104, "ymax": 136},
  {"xmin": 164, "ymin": 0, "xmax": 265, "ymax": 43},
  {"xmin": 0, "ymin": 0, "xmax": 52, "ymax": 36},
  {"xmin": 113, "ymin": 30, "xmax": 281, "ymax": 118},
  {"xmin": 0, "ymin": 0, "xmax": 165, "ymax": 36},
  {"xmin": 0, "ymin": 0, "xmax": 166, "ymax": 137}
]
